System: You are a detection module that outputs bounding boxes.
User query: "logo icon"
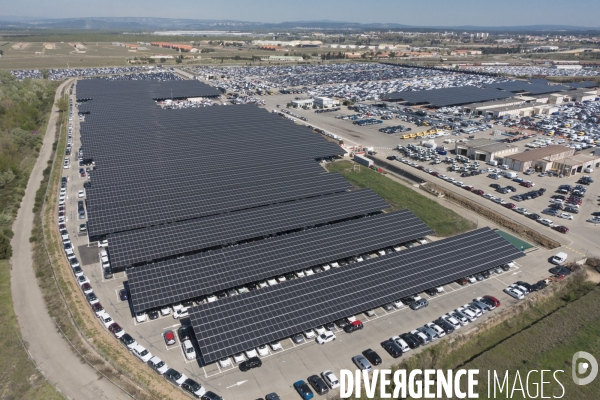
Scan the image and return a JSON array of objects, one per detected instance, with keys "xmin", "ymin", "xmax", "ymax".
[{"xmin": 572, "ymin": 351, "xmax": 598, "ymax": 385}]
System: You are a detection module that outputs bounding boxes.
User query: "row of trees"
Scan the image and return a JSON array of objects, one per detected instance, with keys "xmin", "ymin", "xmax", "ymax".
[{"xmin": 0, "ymin": 72, "xmax": 57, "ymax": 258}]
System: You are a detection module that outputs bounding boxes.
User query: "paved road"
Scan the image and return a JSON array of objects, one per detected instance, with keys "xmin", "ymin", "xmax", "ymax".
[{"xmin": 10, "ymin": 79, "xmax": 128, "ymax": 400}]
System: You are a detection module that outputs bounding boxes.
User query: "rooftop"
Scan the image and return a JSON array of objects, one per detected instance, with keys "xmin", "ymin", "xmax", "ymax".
[
  {"xmin": 458, "ymin": 139, "xmax": 517, "ymax": 153},
  {"xmin": 505, "ymin": 145, "xmax": 573, "ymax": 162}
]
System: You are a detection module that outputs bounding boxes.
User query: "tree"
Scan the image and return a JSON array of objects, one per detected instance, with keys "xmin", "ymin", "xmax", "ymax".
[
  {"xmin": 160, "ymin": 58, "xmax": 166, "ymax": 63},
  {"xmin": 148, "ymin": 58, "xmax": 155, "ymax": 63},
  {"xmin": 41, "ymin": 69, "xmax": 49, "ymax": 79},
  {"xmin": 175, "ymin": 58, "xmax": 182, "ymax": 64},
  {"xmin": 0, "ymin": 234, "xmax": 11, "ymax": 260}
]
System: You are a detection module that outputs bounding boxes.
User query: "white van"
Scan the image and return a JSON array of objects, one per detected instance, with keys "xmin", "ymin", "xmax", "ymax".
[
  {"xmin": 503, "ymin": 171, "xmax": 517, "ymax": 179},
  {"xmin": 551, "ymin": 252, "xmax": 568, "ymax": 265}
]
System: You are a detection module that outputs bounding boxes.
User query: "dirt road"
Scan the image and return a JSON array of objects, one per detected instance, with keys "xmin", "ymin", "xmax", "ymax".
[{"xmin": 10, "ymin": 79, "xmax": 129, "ymax": 400}]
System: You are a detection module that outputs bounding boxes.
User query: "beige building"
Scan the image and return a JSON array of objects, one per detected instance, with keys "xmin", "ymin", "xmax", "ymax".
[
  {"xmin": 503, "ymin": 146, "xmax": 575, "ymax": 172},
  {"xmin": 552, "ymin": 154, "xmax": 600, "ymax": 176},
  {"xmin": 455, "ymin": 139, "xmax": 518, "ymax": 162}
]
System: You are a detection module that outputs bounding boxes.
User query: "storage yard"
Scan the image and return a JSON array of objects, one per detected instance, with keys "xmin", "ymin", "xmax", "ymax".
[{"xmin": 52, "ymin": 62, "xmax": 600, "ymax": 399}]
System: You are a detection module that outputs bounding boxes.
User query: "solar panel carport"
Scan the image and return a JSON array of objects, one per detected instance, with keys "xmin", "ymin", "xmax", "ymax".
[
  {"xmin": 127, "ymin": 210, "xmax": 434, "ymax": 313},
  {"xmin": 382, "ymin": 86, "xmax": 514, "ymax": 107},
  {"xmin": 189, "ymin": 227, "xmax": 524, "ymax": 363},
  {"xmin": 487, "ymin": 80, "xmax": 570, "ymax": 95},
  {"xmin": 108, "ymin": 189, "xmax": 389, "ymax": 270}
]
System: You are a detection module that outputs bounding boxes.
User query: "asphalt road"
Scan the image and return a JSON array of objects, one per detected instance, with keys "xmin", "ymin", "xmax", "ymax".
[{"xmin": 10, "ymin": 79, "xmax": 128, "ymax": 400}]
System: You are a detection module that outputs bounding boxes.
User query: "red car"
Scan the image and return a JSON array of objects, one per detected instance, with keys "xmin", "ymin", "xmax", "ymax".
[
  {"xmin": 108, "ymin": 323, "xmax": 124, "ymax": 338},
  {"xmin": 343, "ymin": 320, "xmax": 364, "ymax": 333},
  {"xmin": 483, "ymin": 295, "xmax": 501, "ymax": 307},
  {"xmin": 473, "ymin": 189, "xmax": 485, "ymax": 196},
  {"xmin": 456, "ymin": 278, "xmax": 469, "ymax": 286},
  {"xmin": 430, "ymin": 171, "xmax": 440, "ymax": 177},
  {"xmin": 163, "ymin": 330, "xmax": 176, "ymax": 346},
  {"xmin": 463, "ymin": 185, "xmax": 473, "ymax": 191},
  {"xmin": 503, "ymin": 203, "xmax": 516, "ymax": 209},
  {"xmin": 417, "ymin": 166, "xmax": 425, "ymax": 171},
  {"xmin": 520, "ymin": 182, "xmax": 532, "ymax": 188},
  {"xmin": 553, "ymin": 225, "xmax": 569, "ymax": 234}
]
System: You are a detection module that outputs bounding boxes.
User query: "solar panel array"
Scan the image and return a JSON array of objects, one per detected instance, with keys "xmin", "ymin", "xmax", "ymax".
[
  {"xmin": 108, "ymin": 189, "xmax": 389, "ymax": 270},
  {"xmin": 76, "ymin": 80, "xmax": 347, "ymax": 238},
  {"xmin": 382, "ymin": 86, "xmax": 514, "ymax": 107},
  {"xmin": 189, "ymin": 228, "xmax": 524, "ymax": 362},
  {"xmin": 127, "ymin": 210, "xmax": 434, "ymax": 312},
  {"xmin": 488, "ymin": 80, "xmax": 570, "ymax": 95}
]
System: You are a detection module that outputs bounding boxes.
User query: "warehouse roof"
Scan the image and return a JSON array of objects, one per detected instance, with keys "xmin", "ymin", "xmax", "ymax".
[
  {"xmin": 382, "ymin": 86, "xmax": 514, "ymax": 107},
  {"xmin": 505, "ymin": 145, "xmax": 573, "ymax": 162},
  {"xmin": 457, "ymin": 139, "xmax": 517, "ymax": 153}
]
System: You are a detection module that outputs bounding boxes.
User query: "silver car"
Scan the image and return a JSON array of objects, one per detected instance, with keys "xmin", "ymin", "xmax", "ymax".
[{"xmin": 352, "ymin": 355, "xmax": 372, "ymax": 372}]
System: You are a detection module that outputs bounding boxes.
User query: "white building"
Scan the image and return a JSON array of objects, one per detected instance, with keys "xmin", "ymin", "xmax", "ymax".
[
  {"xmin": 314, "ymin": 97, "xmax": 338, "ymax": 108},
  {"xmin": 291, "ymin": 99, "xmax": 314, "ymax": 108}
]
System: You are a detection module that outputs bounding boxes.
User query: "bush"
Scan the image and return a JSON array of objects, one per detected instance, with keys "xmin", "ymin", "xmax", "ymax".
[{"xmin": 0, "ymin": 234, "xmax": 11, "ymax": 259}]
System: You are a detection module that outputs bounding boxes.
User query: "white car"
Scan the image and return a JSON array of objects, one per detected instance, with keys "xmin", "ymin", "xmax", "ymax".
[
  {"xmin": 425, "ymin": 322, "xmax": 446, "ymax": 337},
  {"xmin": 295, "ymin": 271, "xmax": 306, "ymax": 278},
  {"xmin": 483, "ymin": 193, "xmax": 495, "ymax": 200},
  {"xmin": 182, "ymin": 340, "xmax": 196, "ymax": 360},
  {"xmin": 267, "ymin": 278, "xmax": 278, "ymax": 286},
  {"xmin": 101, "ymin": 314, "xmax": 114, "ymax": 328},
  {"xmin": 393, "ymin": 245, "xmax": 402, "ymax": 252},
  {"xmin": 316, "ymin": 330, "xmax": 336, "ymax": 344},
  {"xmin": 558, "ymin": 213, "xmax": 573, "ymax": 220},
  {"xmin": 93, "ymin": 305, "xmax": 107, "ymax": 318},
  {"xmin": 78, "ymin": 190, "xmax": 85, "ymax": 198},
  {"xmin": 314, "ymin": 326, "xmax": 327, "ymax": 335},
  {"xmin": 206, "ymin": 295, "xmax": 217, "ymax": 303},
  {"xmin": 442, "ymin": 315, "xmax": 461, "ymax": 330},
  {"xmin": 322, "ymin": 264, "xmax": 331, "ymax": 271},
  {"xmin": 98, "ymin": 239, "xmax": 108, "ymax": 248},
  {"xmin": 160, "ymin": 306, "xmax": 171, "ymax": 316},
  {"xmin": 258, "ymin": 281, "xmax": 268, "ymax": 288},
  {"xmin": 148, "ymin": 356, "xmax": 168, "ymax": 374},
  {"xmin": 269, "ymin": 341, "xmax": 283, "ymax": 351},
  {"xmin": 392, "ymin": 299, "xmax": 403, "ymax": 308},
  {"xmin": 463, "ymin": 304, "xmax": 483, "ymax": 317},
  {"xmin": 514, "ymin": 207, "xmax": 527, "ymax": 214},
  {"xmin": 504, "ymin": 287, "xmax": 524, "ymax": 300},
  {"xmin": 135, "ymin": 312, "xmax": 147, "ymax": 323},
  {"xmin": 456, "ymin": 307, "xmax": 477, "ymax": 322},
  {"xmin": 538, "ymin": 218, "xmax": 553, "ymax": 226},
  {"xmin": 304, "ymin": 329, "xmax": 316, "ymax": 339},
  {"xmin": 448, "ymin": 312, "xmax": 469, "ymax": 326},
  {"xmin": 411, "ymin": 330, "xmax": 430, "ymax": 344},
  {"xmin": 453, "ymin": 181, "xmax": 464, "ymax": 187},
  {"xmin": 232, "ymin": 353, "xmax": 246, "ymax": 363},
  {"xmin": 172, "ymin": 308, "xmax": 189, "ymax": 319},
  {"xmin": 257, "ymin": 345, "xmax": 269, "ymax": 357},
  {"xmin": 132, "ymin": 345, "xmax": 153, "ymax": 362},
  {"xmin": 510, "ymin": 284, "xmax": 529, "ymax": 296},
  {"xmin": 492, "ymin": 197, "xmax": 506, "ymax": 204},
  {"xmin": 390, "ymin": 336, "xmax": 410, "ymax": 352},
  {"xmin": 417, "ymin": 238, "xmax": 428, "ymax": 245},
  {"xmin": 77, "ymin": 275, "xmax": 89, "ymax": 286},
  {"xmin": 588, "ymin": 216, "xmax": 600, "ymax": 223},
  {"xmin": 219, "ymin": 357, "xmax": 232, "ymax": 368},
  {"xmin": 321, "ymin": 370, "xmax": 340, "ymax": 389},
  {"xmin": 245, "ymin": 349, "xmax": 258, "ymax": 359},
  {"xmin": 466, "ymin": 276, "xmax": 476, "ymax": 284}
]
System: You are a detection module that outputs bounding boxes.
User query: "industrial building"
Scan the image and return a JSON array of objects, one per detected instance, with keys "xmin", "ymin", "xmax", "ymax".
[
  {"xmin": 455, "ymin": 139, "xmax": 519, "ymax": 162},
  {"xmin": 314, "ymin": 96, "xmax": 339, "ymax": 108},
  {"xmin": 291, "ymin": 98, "xmax": 314, "ymax": 108},
  {"xmin": 502, "ymin": 145, "xmax": 575, "ymax": 172},
  {"xmin": 552, "ymin": 153, "xmax": 600, "ymax": 176}
]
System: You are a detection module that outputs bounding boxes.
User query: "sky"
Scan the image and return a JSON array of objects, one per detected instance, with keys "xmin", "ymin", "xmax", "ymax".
[{"xmin": 3, "ymin": 0, "xmax": 600, "ymax": 27}]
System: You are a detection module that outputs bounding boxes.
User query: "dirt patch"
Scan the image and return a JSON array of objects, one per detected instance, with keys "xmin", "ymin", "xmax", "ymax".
[
  {"xmin": 43, "ymin": 43, "xmax": 56, "ymax": 50},
  {"xmin": 11, "ymin": 42, "xmax": 30, "ymax": 50}
]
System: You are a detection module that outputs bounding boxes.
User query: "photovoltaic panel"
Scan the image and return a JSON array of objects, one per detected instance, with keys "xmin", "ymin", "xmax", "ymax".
[
  {"xmin": 189, "ymin": 227, "xmax": 524, "ymax": 363},
  {"xmin": 127, "ymin": 210, "xmax": 434, "ymax": 313},
  {"xmin": 382, "ymin": 86, "xmax": 514, "ymax": 107},
  {"xmin": 108, "ymin": 189, "xmax": 390, "ymax": 270}
]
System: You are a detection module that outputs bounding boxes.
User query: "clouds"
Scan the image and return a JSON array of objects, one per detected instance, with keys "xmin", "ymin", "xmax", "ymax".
[{"xmin": 4, "ymin": 0, "xmax": 599, "ymax": 27}]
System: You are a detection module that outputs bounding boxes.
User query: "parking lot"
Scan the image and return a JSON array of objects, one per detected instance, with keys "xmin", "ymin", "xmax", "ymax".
[{"xmin": 61, "ymin": 113, "xmax": 597, "ymax": 400}]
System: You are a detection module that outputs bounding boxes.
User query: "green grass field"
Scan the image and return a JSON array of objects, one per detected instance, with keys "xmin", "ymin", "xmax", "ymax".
[
  {"xmin": 327, "ymin": 160, "xmax": 475, "ymax": 236},
  {"xmin": 0, "ymin": 260, "xmax": 62, "ymax": 399},
  {"xmin": 495, "ymin": 230, "xmax": 534, "ymax": 251}
]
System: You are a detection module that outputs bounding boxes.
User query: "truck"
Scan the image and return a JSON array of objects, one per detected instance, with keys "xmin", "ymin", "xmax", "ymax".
[
  {"xmin": 503, "ymin": 171, "xmax": 518, "ymax": 179},
  {"xmin": 354, "ymin": 154, "xmax": 374, "ymax": 168},
  {"xmin": 487, "ymin": 160, "xmax": 498, "ymax": 166}
]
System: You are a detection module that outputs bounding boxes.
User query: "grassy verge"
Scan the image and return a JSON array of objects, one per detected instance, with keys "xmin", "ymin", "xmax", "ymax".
[
  {"xmin": 0, "ymin": 260, "xmax": 63, "ymax": 400},
  {"xmin": 327, "ymin": 160, "xmax": 475, "ymax": 236},
  {"xmin": 342, "ymin": 271, "xmax": 598, "ymax": 399}
]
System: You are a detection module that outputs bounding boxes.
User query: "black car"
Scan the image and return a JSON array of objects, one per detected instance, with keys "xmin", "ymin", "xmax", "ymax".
[
  {"xmin": 178, "ymin": 325, "xmax": 190, "ymax": 342},
  {"xmin": 292, "ymin": 333, "xmax": 305, "ymax": 344},
  {"xmin": 335, "ymin": 319, "xmax": 349, "ymax": 329},
  {"xmin": 201, "ymin": 391, "xmax": 223, "ymax": 400},
  {"xmin": 532, "ymin": 280, "xmax": 548, "ymax": 291},
  {"xmin": 182, "ymin": 300, "xmax": 194, "ymax": 308},
  {"xmin": 182, "ymin": 379, "xmax": 204, "ymax": 397},
  {"xmin": 481, "ymin": 270, "xmax": 490, "ymax": 279},
  {"xmin": 425, "ymin": 288, "xmax": 439, "ymax": 296},
  {"xmin": 592, "ymin": 212, "xmax": 600, "ymax": 217},
  {"xmin": 382, "ymin": 303, "xmax": 394, "ymax": 311},
  {"xmin": 434, "ymin": 318, "xmax": 455, "ymax": 334},
  {"xmin": 381, "ymin": 340, "xmax": 403, "ymax": 358},
  {"xmin": 550, "ymin": 266, "xmax": 571, "ymax": 276},
  {"xmin": 506, "ymin": 186, "xmax": 517, "ymax": 192},
  {"xmin": 324, "ymin": 322, "xmax": 335, "ymax": 331},
  {"xmin": 490, "ymin": 183, "xmax": 501, "ymax": 189},
  {"xmin": 363, "ymin": 349, "xmax": 382, "ymax": 365},
  {"xmin": 164, "ymin": 368, "xmax": 184, "ymax": 386},
  {"xmin": 239, "ymin": 357, "xmax": 262, "ymax": 372},
  {"xmin": 479, "ymin": 298, "xmax": 496, "ymax": 309},
  {"xmin": 527, "ymin": 213, "xmax": 540, "ymax": 220},
  {"xmin": 265, "ymin": 394, "xmax": 281, "ymax": 400},
  {"xmin": 400, "ymin": 333, "xmax": 420, "ymax": 349},
  {"xmin": 551, "ymin": 195, "xmax": 565, "ymax": 200},
  {"xmin": 343, "ymin": 322, "xmax": 363, "ymax": 333},
  {"xmin": 119, "ymin": 289, "xmax": 128, "ymax": 301},
  {"xmin": 148, "ymin": 309, "xmax": 159, "ymax": 320},
  {"xmin": 103, "ymin": 267, "xmax": 113, "ymax": 279},
  {"xmin": 307, "ymin": 375, "xmax": 329, "ymax": 395},
  {"xmin": 120, "ymin": 333, "xmax": 136, "ymax": 348}
]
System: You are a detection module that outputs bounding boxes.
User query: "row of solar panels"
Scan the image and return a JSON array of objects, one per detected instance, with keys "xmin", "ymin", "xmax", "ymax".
[
  {"xmin": 127, "ymin": 209, "xmax": 434, "ymax": 312},
  {"xmin": 190, "ymin": 227, "xmax": 524, "ymax": 363}
]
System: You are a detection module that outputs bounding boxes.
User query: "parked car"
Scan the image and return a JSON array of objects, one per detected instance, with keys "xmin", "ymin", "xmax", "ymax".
[
  {"xmin": 164, "ymin": 368, "xmax": 187, "ymax": 386},
  {"xmin": 352, "ymin": 355, "xmax": 373, "ymax": 372},
  {"xmin": 163, "ymin": 330, "xmax": 176, "ymax": 346},
  {"xmin": 307, "ymin": 375, "xmax": 329, "ymax": 395},
  {"xmin": 182, "ymin": 379, "xmax": 206, "ymax": 398},
  {"xmin": 321, "ymin": 370, "xmax": 340, "ymax": 389},
  {"xmin": 316, "ymin": 330, "xmax": 336, "ymax": 344},
  {"xmin": 293, "ymin": 380, "xmax": 314, "ymax": 400},
  {"xmin": 239, "ymin": 357, "xmax": 262, "ymax": 372}
]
